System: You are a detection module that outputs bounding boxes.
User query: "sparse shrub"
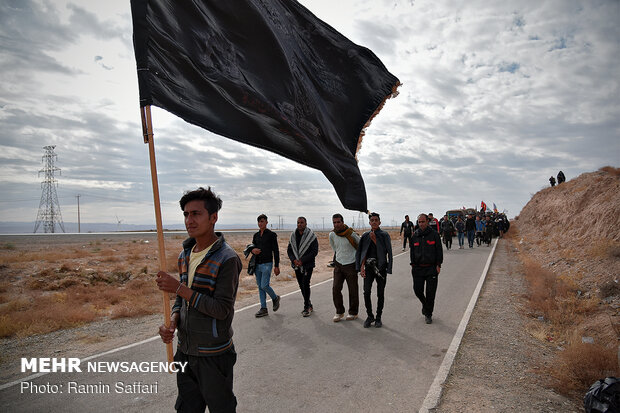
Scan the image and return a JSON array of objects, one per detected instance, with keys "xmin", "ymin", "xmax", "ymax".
[
  {"xmin": 110, "ymin": 302, "xmax": 156, "ymax": 319},
  {"xmin": 2, "ymin": 243, "xmax": 16, "ymax": 250},
  {"xmin": 599, "ymin": 166, "xmax": 620, "ymax": 176},
  {"xmin": 59, "ymin": 263, "xmax": 72, "ymax": 273},
  {"xmin": 549, "ymin": 341, "xmax": 618, "ymax": 395},
  {"xmin": 522, "ymin": 259, "xmax": 598, "ymax": 333}
]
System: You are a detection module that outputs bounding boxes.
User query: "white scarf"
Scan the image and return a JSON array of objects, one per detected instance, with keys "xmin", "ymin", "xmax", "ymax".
[{"xmin": 289, "ymin": 227, "xmax": 317, "ymax": 260}]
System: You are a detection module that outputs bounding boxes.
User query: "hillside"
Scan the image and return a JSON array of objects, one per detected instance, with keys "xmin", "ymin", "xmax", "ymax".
[
  {"xmin": 515, "ymin": 166, "xmax": 620, "ymax": 386},
  {"xmin": 517, "ymin": 166, "xmax": 620, "ymax": 297}
]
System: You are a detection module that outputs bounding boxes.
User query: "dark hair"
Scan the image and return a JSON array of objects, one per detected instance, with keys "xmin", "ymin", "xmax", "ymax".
[
  {"xmin": 297, "ymin": 216, "xmax": 307, "ymax": 223},
  {"xmin": 418, "ymin": 213, "xmax": 429, "ymax": 221},
  {"xmin": 257, "ymin": 214, "xmax": 268, "ymax": 222},
  {"xmin": 332, "ymin": 213, "xmax": 344, "ymax": 221},
  {"xmin": 405, "ymin": 215, "xmax": 409, "ymax": 219},
  {"xmin": 179, "ymin": 187, "xmax": 222, "ymax": 215},
  {"xmin": 369, "ymin": 212, "xmax": 380, "ymax": 220}
]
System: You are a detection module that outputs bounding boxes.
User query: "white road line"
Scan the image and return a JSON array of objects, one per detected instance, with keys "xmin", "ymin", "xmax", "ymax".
[
  {"xmin": 1, "ymin": 247, "xmax": 409, "ymax": 391},
  {"xmin": 418, "ymin": 237, "xmax": 499, "ymax": 413}
]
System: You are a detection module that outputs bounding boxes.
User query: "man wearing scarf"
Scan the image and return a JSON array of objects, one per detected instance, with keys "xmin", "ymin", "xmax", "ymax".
[
  {"xmin": 287, "ymin": 217, "xmax": 319, "ymax": 317},
  {"xmin": 328, "ymin": 213, "xmax": 360, "ymax": 322}
]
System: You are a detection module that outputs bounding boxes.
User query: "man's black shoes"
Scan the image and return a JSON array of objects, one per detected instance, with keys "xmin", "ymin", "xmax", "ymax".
[
  {"xmin": 363, "ymin": 316, "xmax": 375, "ymax": 328},
  {"xmin": 425, "ymin": 315, "xmax": 433, "ymax": 324},
  {"xmin": 374, "ymin": 317, "xmax": 383, "ymax": 328},
  {"xmin": 255, "ymin": 308, "xmax": 268, "ymax": 318},
  {"xmin": 272, "ymin": 295, "xmax": 281, "ymax": 312}
]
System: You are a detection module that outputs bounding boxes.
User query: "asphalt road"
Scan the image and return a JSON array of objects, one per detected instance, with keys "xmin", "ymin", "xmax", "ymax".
[{"xmin": 1, "ymin": 242, "xmax": 495, "ymax": 412}]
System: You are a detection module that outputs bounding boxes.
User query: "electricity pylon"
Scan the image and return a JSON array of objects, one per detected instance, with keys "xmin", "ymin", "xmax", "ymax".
[{"xmin": 33, "ymin": 146, "xmax": 65, "ymax": 233}]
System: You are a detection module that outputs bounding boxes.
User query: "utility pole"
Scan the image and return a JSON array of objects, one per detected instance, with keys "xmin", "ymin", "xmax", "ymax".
[
  {"xmin": 33, "ymin": 146, "xmax": 65, "ymax": 233},
  {"xmin": 322, "ymin": 217, "xmax": 324, "ymax": 231},
  {"xmin": 76, "ymin": 194, "xmax": 81, "ymax": 233}
]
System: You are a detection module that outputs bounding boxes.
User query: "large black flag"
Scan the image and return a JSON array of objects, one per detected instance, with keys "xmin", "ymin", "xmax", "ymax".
[{"xmin": 131, "ymin": 0, "xmax": 399, "ymax": 211}]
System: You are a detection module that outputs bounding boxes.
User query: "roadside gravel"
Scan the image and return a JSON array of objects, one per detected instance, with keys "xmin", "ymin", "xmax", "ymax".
[{"xmin": 434, "ymin": 240, "xmax": 581, "ymax": 412}]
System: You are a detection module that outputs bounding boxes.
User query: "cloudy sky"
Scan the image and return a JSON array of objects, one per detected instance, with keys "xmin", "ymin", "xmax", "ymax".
[{"xmin": 1, "ymin": 0, "xmax": 618, "ymax": 231}]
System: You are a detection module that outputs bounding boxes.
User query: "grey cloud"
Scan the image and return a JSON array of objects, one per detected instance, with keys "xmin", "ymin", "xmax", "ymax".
[{"xmin": 67, "ymin": 3, "xmax": 126, "ymax": 40}]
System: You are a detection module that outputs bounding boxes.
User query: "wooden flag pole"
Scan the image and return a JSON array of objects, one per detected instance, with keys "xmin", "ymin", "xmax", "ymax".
[{"xmin": 140, "ymin": 105, "xmax": 174, "ymax": 364}]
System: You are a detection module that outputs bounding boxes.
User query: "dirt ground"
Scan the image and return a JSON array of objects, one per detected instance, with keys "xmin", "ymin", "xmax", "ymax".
[{"xmin": 435, "ymin": 239, "xmax": 581, "ymax": 412}]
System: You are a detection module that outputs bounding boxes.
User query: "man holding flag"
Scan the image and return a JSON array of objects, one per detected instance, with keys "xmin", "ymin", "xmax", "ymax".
[
  {"xmin": 132, "ymin": 1, "xmax": 398, "ymax": 409},
  {"xmin": 156, "ymin": 187, "xmax": 242, "ymax": 412}
]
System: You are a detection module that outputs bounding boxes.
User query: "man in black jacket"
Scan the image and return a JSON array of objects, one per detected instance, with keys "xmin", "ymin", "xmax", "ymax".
[
  {"xmin": 251, "ymin": 214, "xmax": 281, "ymax": 317},
  {"xmin": 356, "ymin": 212, "xmax": 393, "ymax": 328},
  {"xmin": 440, "ymin": 214, "xmax": 454, "ymax": 250},
  {"xmin": 287, "ymin": 217, "xmax": 319, "ymax": 317},
  {"xmin": 465, "ymin": 214, "xmax": 476, "ymax": 248},
  {"xmin": 410, "ymin": 213, "xmax": 443, "ymax": 324},
  {"xmin": 400, "ymin": 215, "xmax": 414, "ymax": 251}
]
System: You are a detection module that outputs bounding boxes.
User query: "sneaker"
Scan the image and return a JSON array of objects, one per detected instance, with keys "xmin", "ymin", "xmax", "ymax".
[
  {"xmin": 272, "ymin": 295, "xmax": 281, "ymax": 312},
  {"xmin": 333, "ymin": 313, "xmax": 345, "ymax": 322},
  {"xmin": 255, "ymin": 308, "xmax": 268, "ymax": 318},
  {"xmin": 425, "ymin": 315, "xmax": 432, "ymax": 324},
  {"xmin": 374, "ymin": 317, "xmax": 383, "ymax": 328},
  {"xmin": 307, "ymin": 305, "xmax": 313, "ymax": 314},
  {"xmin": 302, "ymin": 309, "xmax": 310, "ymax": 317},
  {"xmin": 345, "ymin": 314, "xmax": 358, "ymax": 321},
  {"xmin": 363, "ymin": 316, "xmax": 375, "ymax": 328}
]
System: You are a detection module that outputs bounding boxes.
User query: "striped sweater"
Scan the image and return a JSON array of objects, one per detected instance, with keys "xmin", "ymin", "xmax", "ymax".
[{"xmin": 172, "ymin": 233, "xmax": 241, "ymax": 356}]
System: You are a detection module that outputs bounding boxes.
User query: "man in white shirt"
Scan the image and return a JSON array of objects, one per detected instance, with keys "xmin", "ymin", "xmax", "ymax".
[{"xmin": 328, "ymin": 213, "xmax": 360, "ymax": 322}]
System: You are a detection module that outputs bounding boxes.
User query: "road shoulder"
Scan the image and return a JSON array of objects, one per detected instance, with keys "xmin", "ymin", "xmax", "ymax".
[{"xmin": 434, "ymin": 239, "xmax": 581, "ymax": 412}]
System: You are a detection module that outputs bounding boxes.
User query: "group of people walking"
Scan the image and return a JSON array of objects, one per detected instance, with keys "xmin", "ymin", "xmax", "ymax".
[
  {"xmin": 154, "ymin": 187, "xmax": 449, "ymax": 411},
  {"xmin": 246, "ymin": 212, "xmax": 397, "ymax": 329},
  {"xmin": 248, "ymin": 211, "xmax": 446, "ymax": 330},
  {"xmin": 403, "ymin": 211, "xmax": 509, "ymax": 252}
]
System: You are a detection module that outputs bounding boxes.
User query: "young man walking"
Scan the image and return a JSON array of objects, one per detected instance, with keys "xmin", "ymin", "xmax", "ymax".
[
  {"xmin": 329, "ymin": 213, "xmax": 360, "ymax": 322},
  {"xmin": 410, "ymin": 213, "xmax": 443, "ymax": 324},
  {"xmin": 251, "ymin": 214, "xmax": 281, "ymax": 317},
  {"xmin": 465, "ymin": 214, "xmax": 476, "ymax": 248},
  {"xmin": 400, "ymin": 215, "xmax": 414, "ymax": 251},
  {"xmin": 455, "ymin": 216, "xmax": 466, "ymax": 249},
  {"xmin": 440, "ymin": 214, "xmax": 454, "ymax": 250},
  {"xmin": 287, "ymin": 217, "xmax": 318, "ymax": 317},
  {"xmin": 157, "ymin": 187, "xmax": 242, "ymax": 412},
  {"xmin": 355, "ymin": 212, "xmax": 393, "ymax": 328}
]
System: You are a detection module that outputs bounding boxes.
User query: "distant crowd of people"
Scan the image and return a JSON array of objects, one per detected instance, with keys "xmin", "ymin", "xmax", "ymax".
[{"xmin": 401, "ymin": 211, "xmax": 510, "ymax": 250}]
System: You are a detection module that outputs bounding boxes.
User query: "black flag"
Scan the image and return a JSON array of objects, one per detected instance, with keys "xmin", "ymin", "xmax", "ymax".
[{"xmin": 131, "ymin": 0, "xmax": 399, "ymax": 211}]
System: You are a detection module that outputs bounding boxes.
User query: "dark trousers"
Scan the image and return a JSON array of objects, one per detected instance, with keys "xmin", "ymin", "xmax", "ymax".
[
  {"xmin": 332, "ymin": 262, "xmax": 359, "ymax": 315},
  {"xmin": 484, "ymin": 230, "xmax": 493, "ymax": 245},
  {"xmin": 402, "ymin": 234, "xmax": 411, "ymax": 249},
  {"xmin": 294, "ymin": 267, "xmax": 313, "ymax": 309},
  {"xmin": 174, "ymin": 348, "xmax": 237, "ymax": 413},
  {"xmin": 363, "ymin": 267, "xmax": 387, "ymax": 318},
  {"xmin": 475, "ymin": 231, "xmax": 483, "ymax": 246},
  {"xmin": 412, "ymin": 266, "xmax": 439, "ymax": 316},
  {"xmin": 467, "ymin": 230, "xmax": 475, "ymax": 247},
  {"xmin": 442, "ymin": 231, "xmax": 452, "ymax": 249}
]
